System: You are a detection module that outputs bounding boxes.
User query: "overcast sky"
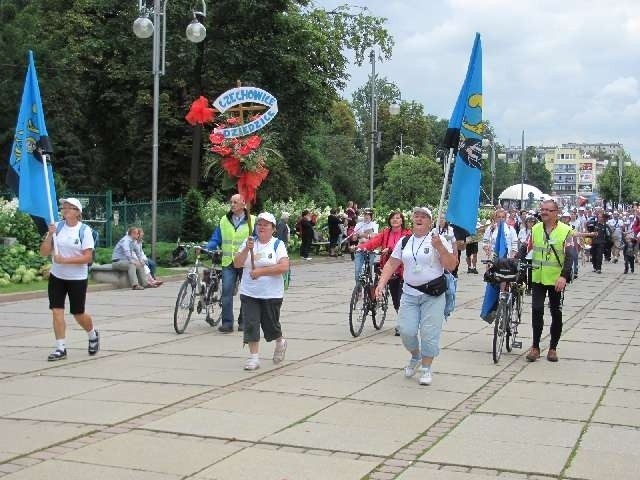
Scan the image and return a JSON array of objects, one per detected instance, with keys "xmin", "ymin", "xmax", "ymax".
[{"xmin": 315, "ymin": 0, "xmax": 640, "ymax": 160}]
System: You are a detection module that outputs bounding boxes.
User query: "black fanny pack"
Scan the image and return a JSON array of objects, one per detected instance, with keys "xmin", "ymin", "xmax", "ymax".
[{"xmin": 408, "ymin": 274, "xmax": 447, "ymax": 296}]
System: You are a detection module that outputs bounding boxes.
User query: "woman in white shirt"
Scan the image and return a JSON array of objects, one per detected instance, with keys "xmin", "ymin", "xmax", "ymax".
[
  {"xmin": 234, "ymin": 212, "xmax": 290, "ymax": 371},
  {"xmin": 482, "ymin": 208, "xmax": 519, "ymax": 258},
  {"xmin": 39, "ymin": 198, "xmax": 99, "ymax": 362},
  {"xmin": 375, "ymin": 207, "xmax": 459, "ymax": 386}
]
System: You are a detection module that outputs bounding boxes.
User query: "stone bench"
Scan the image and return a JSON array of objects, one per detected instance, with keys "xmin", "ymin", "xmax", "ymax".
[{"xmin": 90, "ymin": 263, "xmax": 130, "ymax": 289}]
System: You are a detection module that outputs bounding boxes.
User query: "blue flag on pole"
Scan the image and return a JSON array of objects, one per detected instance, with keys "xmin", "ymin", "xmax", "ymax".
[
  {"xmin": 6, "ymin": 51, "xmax": 57, "ymax": 231},
  {"xmin": 480, "ymin": 221, "xmax": 507, "ymax": 321},
  {"xmin": 445, "ymin": 33, "xmax": 482, "ymax": 237}
]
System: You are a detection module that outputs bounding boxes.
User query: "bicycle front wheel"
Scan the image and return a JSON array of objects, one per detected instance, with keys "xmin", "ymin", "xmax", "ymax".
[
  {"xmin": 372, "ymin": 285, "xmax": 389, "ymax": 330},
  {"xmin": 174, "ymin": 279, "xmax": 196, "ymax": 334},
  {"xmin": 349, "ymin": 284, "xmax": 369, "ymax": 337},
  {"xmin": 492, "ymin": 301, "xmax": 508, "ymax": 363},
  {"xmin": 204, "ymin": 277, "xmax": 221, "ymax": 327}
]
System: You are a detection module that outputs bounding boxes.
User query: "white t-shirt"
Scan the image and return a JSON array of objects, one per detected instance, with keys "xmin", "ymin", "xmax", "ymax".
[
  {"xmin": 353, "ymin": 220, "xmax": 379, "ymax": 244},
  {"xmin": 391, "ymin": 233, "xmax": 453, "ymax": 297},
  {"xmin": 51, "ymin": 222, "xmax": 95, "ymax": 281},
  {"xmin": 239, "ymin": 237, "xmax": 288, "ymax": 299}
]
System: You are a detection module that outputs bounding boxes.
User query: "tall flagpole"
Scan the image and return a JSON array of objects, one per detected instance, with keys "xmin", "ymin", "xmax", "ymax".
[
  {"xmin": 520, "ymin": 130, "xmax": 525, "ymax": 209},
  {"xmin": 437, "ymin": 147, "xmax": 455, "ymax": 223}
]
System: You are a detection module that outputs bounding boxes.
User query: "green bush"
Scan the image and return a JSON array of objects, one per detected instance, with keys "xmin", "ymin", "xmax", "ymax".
[
  {"xmin": 201, "ymin": 196, "xmax": 228, "ymax": 232},
  {"xmin": 0, "ymin": 243, "xmax": 50, "ymax": 285},
  {"xmin": 181, "ymin": 188, "xmax": 205, "ymax": 242},
  {"xmin": 0, "ymin": 198, "xmax": 41, "ymax": 251}
]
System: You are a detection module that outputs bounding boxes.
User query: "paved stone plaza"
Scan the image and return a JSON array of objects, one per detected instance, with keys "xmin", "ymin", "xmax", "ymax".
[{"xmin": 0, "ymin": 258, "xmax": 639, "ymax": 479}]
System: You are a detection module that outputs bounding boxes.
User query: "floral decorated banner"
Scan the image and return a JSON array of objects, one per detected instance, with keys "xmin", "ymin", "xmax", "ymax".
[{"xmin": 212, "ymin": 87, "xmax": 278, "ymax": 139}]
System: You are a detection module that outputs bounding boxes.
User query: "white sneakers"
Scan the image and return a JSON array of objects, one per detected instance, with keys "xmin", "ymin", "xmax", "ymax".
[
  {"xmin": 404, "ymin": 357, "xmax": 420, "ymax": 377},
  {"xmin": 244, "ymin": 356, "xmax": 260, "ymax": 371},
  {"xmin": 419, "ymin": 367, "xmax": 432, "ymax": 386},
  {"xmin": 405, "ymin": 357, "xmax": 433, "ymax": 385}
]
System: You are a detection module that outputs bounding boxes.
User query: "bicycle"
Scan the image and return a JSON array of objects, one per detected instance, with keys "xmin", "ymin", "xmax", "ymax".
[
  {"xmin": 482, "ymin": 259, "xmax": 532, "ymax": 363},
  {"xmin": 173, "ymin": 244, "xmax": 223, "ymax": 334},
  {"xmin": 349, "ymin": 250, "xmax": 389, "ymax": 337}
]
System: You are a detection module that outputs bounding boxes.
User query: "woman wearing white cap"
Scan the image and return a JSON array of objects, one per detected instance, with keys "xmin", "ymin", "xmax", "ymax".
[
  {"xmin": 39, "ymin": 198, "xmax": 99, "ymax": 361},
  {"xmin": 375, "ymin": 207, "xmax": 458, "ymax": 386},
  {"xmin": 234, "ymin": 212, "xmax": 289, "ymax": 371}
]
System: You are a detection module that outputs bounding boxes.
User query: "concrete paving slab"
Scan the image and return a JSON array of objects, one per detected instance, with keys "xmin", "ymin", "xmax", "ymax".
[
  {"xmin": 1, "ymin": 459, "xmax": 180, "ymax": 480},
  {"xmin": 6, "ymin": 397, "xmax": 163, "ymax": 425},
  {"xmin": 0, "ymin": 326, "xmax": 44, "ymax": 338},
  {"xmin": 620, "ymin": 345, "xmax": 640, "ymax": 363},
  {"xmin": 513, "ymin": 358, "xmax": 616, "ymax": 386},
  {"xmin": 350, "ymin": 376, "xmax": 467, "ymax": 410},
  {"xmin": 193, "ymin": 444, "xmax": 378, "ymax": 480},
  {"xmin": 73, "ymin": 381, "xmax": 209, "ymax": 404},
  {"xmin": 593, "ymin": 388, "xmax": 640, "ymax": 426},
  {"xmin": 477, "ymin": 381, "xmax": 602, "ymax": 420},
  {"xmin": 421, "ymin": 413, "xmax": 583, "ymax": 475},
  {"xmin": 608, "ymin": 363, "xmax": 640, "ymax": 390},
  {"xmin": 322, "ymin": 342, "xmax": 413, "ymax": 368},
  {"xmin": 430, "ymin": 350, "xmax": 508, "ymax": 378},
  {"xmin": 553, "ymin": 340, "xmax": 626, "ymax": 362},
  {"xmin": 0, "ymin": 394, "xmax": 54, "ymax": 416},
  {"xmin": 566, "ymin": 424, "xmax": 640, "ymax": 479},
  {"xmin": 397, "ymin": 466, "xmax": 497, "ymax": 480},
  {"xmin": 249, "ymin": 373, "xmax": 371, "ymax": 397},
  {"xmin": 144, "ymin": 390, "xmax": 333, "ymax": 440},
  {"xmin": 0, "ymin": 374, "xmax": 113, "ymax": 398},
  {"xmin": 60, "ymin": 431, "xmax": 242, "ymax": 476},
  {"xmin": 0, "ymin": 418, "xmax": 94, "ymax": 459},
  {"xmin": 266, "ymin": 400, "xmax": 442, "ymax": 456},
  {"xmin": 286, "ymin": 362, "xmax": 394, "ymax": 384},
  {"xmin": 561, "ymin": 329, "xmax": 632, "ymax": 345}
]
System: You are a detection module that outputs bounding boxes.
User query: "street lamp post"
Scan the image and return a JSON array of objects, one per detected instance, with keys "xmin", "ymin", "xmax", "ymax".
[
  {"xmin": 481, "ymin": 137, "xmax": 506, "ymax": 206},
  {"xmin": 368, "ymin": 50, "xmax": 400, "ymax": 208},
  {"xmin": 133, "ymin": 0, "xmax": 207, "ymax": 260}
]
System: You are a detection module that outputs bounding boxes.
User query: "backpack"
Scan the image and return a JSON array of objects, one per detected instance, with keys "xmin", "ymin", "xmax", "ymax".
[{"xmin": 56, "ymin": 221, "xmax": 98, "ymax": 266}]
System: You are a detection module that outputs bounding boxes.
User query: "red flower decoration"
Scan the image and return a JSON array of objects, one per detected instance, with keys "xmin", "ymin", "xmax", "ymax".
[
  {"xmin": 226, "ymin": 116, "xmax": 240, "ymax": 126},
  {"xmin": 238, "ymin": 167, "xmax": 269, "ymax": 203},
  {"xmin": 185, "ymin": 96, "xmax": 215, "ymax": 126},
  {"xmin": 212, "ymin": 145, "xmax": 233, "ymax": 157},
  {"xmin": 209, "ymin": 133, "xmax": 225, "ymax": 145},
  {"xmin": 245, "ymin": 135, "xmax": 262, "ymax": 150},
  {"xmin": 221, "ymin": 156, "xmax": 242, "ymax": 177},
  {"xmin": 238, "ymin": 144, "xmax": 253, "ymax": 156}
]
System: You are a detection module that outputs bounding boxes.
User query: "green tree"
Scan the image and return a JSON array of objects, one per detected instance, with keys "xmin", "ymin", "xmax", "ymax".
[
  {"xmin": 376, "ymin": 154, "xmax": 443, "ymax": 209},
  {"xmin": 597, "ymin": 157, "xmax": 640, "ymax": 205}
]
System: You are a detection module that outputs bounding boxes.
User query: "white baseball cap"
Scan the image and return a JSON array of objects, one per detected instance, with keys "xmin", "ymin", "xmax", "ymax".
[
  {"xmin": 412, "ymin": 206, "xmax": 432, "ymax": 218},
  {"xmin": 59, "ymin": 198, "xmax": 82, "ymax": 212},
  {"xmin": 257, "ymin": 212, "xmax": 276, "ymax": 226}
]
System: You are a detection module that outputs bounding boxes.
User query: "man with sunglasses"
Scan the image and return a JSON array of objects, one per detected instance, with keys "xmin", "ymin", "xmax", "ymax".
[{"xmin": 524, "ymin": 200, "xmax": 575, "ymax": 363}]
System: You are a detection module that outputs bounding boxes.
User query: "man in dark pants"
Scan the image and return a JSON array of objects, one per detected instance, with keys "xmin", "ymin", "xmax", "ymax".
[
  {"xmin": 525, "ymin": 200, "xmax": 575, "ymax": 363},
  {"xmin": 587, "ymin": 212, "xmax": 611, "ymax": 274}
]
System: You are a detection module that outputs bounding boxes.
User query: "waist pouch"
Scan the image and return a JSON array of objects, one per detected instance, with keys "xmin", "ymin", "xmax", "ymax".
[{"xmin": 408, "ymin": 274, "xmax": 447, "ymax": 296}]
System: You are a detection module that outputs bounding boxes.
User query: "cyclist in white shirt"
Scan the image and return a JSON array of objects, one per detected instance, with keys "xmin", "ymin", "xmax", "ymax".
[
  {"xmin": 607, "ymin": 211, "xmax": 624, "ymax": 263},
  {"xmin": 352, "ymin": 208, "xmax": 379, "ymax": 283}
]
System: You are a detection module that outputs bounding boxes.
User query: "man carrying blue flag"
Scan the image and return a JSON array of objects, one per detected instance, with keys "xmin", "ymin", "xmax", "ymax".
[{"xmin": 6, "ymin": 50, "xmax": 57, "ymax": 235}]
